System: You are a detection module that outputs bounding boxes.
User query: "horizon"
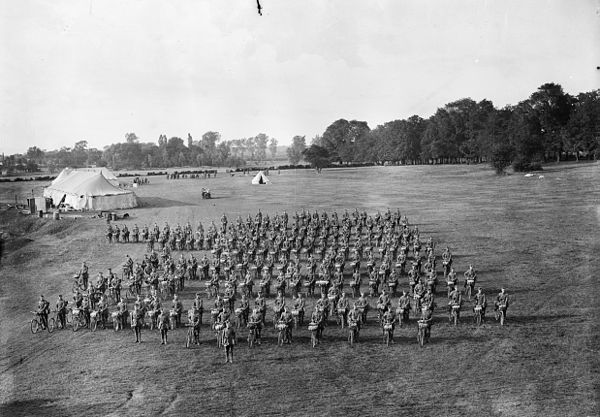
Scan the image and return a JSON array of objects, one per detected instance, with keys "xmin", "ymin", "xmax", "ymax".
[{"xmin": 1, "ymin": 0, "xmax": 598, "ymax": 155}]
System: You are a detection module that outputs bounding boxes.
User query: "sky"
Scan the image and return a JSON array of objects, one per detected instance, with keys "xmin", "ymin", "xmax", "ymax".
[{"xmin": 1, "ymin": 0, "xmax": 598, "ymax": 154}]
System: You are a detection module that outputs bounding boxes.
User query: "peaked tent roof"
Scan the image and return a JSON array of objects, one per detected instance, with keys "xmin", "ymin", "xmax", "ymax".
[
  {"xmin": 251, "ymin": 171, "xmax": 271, "ymax": 185},
  {"xmin": 50, "ymin": 167, "xmax": 120, "ymax": 188}
]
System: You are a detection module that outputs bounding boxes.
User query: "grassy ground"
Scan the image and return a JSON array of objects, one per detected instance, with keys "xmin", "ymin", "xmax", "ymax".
[{"xmin": 0, "ymin": 163, "xmax": 599, "ymax": 416}]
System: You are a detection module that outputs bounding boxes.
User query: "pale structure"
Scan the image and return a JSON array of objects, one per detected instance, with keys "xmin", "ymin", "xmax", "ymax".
[
  {"xmin": 43, "ymin": 168, "xmax": 137, "ymax": 210},
  {"xmin": 251, "ymin": 171, "xmax": 270, "ymax": 185}
]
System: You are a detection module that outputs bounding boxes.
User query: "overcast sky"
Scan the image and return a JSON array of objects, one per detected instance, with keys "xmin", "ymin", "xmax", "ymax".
[{"xmin": 1, "ymin": 0, "xmax": 598, "ymax": 154}]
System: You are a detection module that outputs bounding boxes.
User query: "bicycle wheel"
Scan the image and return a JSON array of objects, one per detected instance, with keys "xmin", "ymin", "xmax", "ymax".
[
  {"xmin": 91, "ymin": 318, "xmax": 98, "ymax": 332},
  {"xmin": 385, "ymin": 331, "xmax": 390, "ymax": 346},
  {"xmin": 73, "ymin": 318, "xmax": 80, "ymax": 332},
  {"xmin": 47, "ymin": 318, "xmax": 55, "ymax": 333},
  {"xmin": 418, "ymin": 330, "xmax": 424, "ymax": 347},
  {"xmin": 278, "ymin": 331, "xmax": 284, "ymax": 347},
  {"xmin": 349, "ymin": 329, "xmax": 354, "ymax": 346},
  {"xmin": 30, "ymin": 318, "xmax": 39, "ymax": 334},
  {"xmin": 248, "ymin": 332, "xmax": 254, "ymax": 348},
  {"xmin": 311, "ymin": 332, "xmax": 317, "ymax": 348},
  {"xmin": 476, "ymin": 312, "xmax": 482, "ymax": 326},
  {"xmin": 500, "ymin": 311, "xmax": 505, "ymax": 326}
]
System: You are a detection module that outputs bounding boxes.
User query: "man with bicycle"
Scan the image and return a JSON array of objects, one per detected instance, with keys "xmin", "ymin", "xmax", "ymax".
[
  {"xmin": 56, "ymin": 294, "xmax": 68, "ymax": 329},
  {"xmin": 36, "ymin": 295, "xmax": 50, "ymax": 330}
]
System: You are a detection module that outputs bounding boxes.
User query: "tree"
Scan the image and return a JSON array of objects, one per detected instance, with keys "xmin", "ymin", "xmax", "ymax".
[
  {"xmin": 529, "ymin": 83, "xmax": 573, "ymax": 162},
  {"xmin": 302, "ymin": 145, "xmax": 330, "ymax": 169},
  {"xmin": 125, "ymin": 133, "xmax": 139, "ymax": 144},
  {"xmin": 321, "ymin": 119, "xmax": 370, "ymax": 163},
  {"xmin": 269, "ymin": 138, "xmax": 278, "ymax": 160},
  {"xmin": 26, "ymin": 146, "xmax": 45, "ymax": 163},
  {"xmin": 254, "ymin": 133, "xmax": 269, "ymax": 162},
  {"xmin": 564, "ymin": 90, "xmax": 600, "ymax": 160},
  {"xmin": 287, "ymin": 136, "xmax": 307, "ymax": 165},
  {"xmin": 490, "ymin": 142, "xmax": 515, "ymax": 175}
]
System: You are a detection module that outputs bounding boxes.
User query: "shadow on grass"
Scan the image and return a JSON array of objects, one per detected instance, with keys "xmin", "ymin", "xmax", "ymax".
[
  {"xmin": 137, "ymin": 197, "xmax": 196, "ymax": 208},
  {"xmin": 0, "ymin": 399, "xmax": 69, "ymax": 417}
]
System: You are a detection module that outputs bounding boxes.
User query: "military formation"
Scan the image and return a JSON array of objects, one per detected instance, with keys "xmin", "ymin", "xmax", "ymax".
[{"xmin": 33, "ymin": 209, "xmax": 511, "ymax": 360}]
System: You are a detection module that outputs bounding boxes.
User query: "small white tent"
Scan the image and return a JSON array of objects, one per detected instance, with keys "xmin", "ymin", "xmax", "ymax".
[
  {"xmin": 43, "ymin": 170, "xmax": 137, "ymax": 210},
  {"xmin": 251, "ymin": 171, "xmax": 270, "ymax": 185}
]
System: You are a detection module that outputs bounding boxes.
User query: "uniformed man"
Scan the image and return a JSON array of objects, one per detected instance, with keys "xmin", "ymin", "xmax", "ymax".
[
  {"xmin": 473, "ymin": 287, "xmax": 487, "ymax": 319},
  {"xmin": 56, "ymin": 294, "xmax": 68, "ymax": 329},
  {"xmin": 36, "ymin": 295, "xmax": 50, "ymax": 329},
  {"xmin": 222, "ymin": 321, "xmax": 236, "ymax": 363}
]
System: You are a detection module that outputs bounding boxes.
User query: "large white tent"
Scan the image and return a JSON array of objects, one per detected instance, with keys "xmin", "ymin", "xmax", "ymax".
[
  {"xmin": 43, "ymin": 168, "xmax": 137, "ymax": 210},
  {"xmin": 50, "ymin": 167, "xmax": 120, "ymax": 187},
  {"xmin": 251, "ymin": 171, "xmax": 270, "ymax": 185}
]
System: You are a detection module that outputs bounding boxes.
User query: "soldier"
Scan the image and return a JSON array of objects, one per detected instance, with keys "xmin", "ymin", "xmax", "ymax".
[
  {"xmin": 293, "ymin": 293, "xmax": 306, "ymax": 326},
  {"xmin": 280, "ymin": 306, "xmax": 293, "ymax": 343},
  {"xmin": 473, "ymin": 287, "xmax": 487, "ymax": 320},
  {"xmin": 171, "ymin": 294, "xmax": 183, "ymax": 328},
  {"xmin": 131, "ymin": 304, "xmax": 142, "ymax": 343},
  {"xmin": 56, "ymin": 294, "xmax": 68, "ymax": 330},
  {"xmin": 248, "ymin": 308, "xmax": 263, "ymax": 344},
  {"xmin": 494, "ymin": 288, "xmax": 510, "ymax": 317},
  {"xmin": 80, "ymin": 262, "xmax": 89, "ymax": 289},
  {"xmin": 222, "ymin": 321, "xmax": 236, "ymax": 363},
  {"xmin": 158, "ymin": 309, "xmax": 169, "ymax": 344},
  {"xmin": 355, "ymin": 292, "xmax": 369, "ymax": 323},
  {"xmin": 36, "ymin": 295, "xmax": 50, "ymax": 329},
  {"xmin": 422, "ymin": 287, "xmax": 435, "ymax": 311},
  {"xmin": 336, "ymin": 292, "xmax": 349, "ymax": 327}
]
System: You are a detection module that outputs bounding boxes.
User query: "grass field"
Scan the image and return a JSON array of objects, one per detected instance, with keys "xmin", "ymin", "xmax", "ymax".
[{"xmin": 1, "ymin": 163, "xmax": 599, "ymax": 416}]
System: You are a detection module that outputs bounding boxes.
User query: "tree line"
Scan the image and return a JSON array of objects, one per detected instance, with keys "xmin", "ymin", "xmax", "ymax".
[
  {"xmin": 3, "ymin": 82, "xmax": 598, "ymax": 175},
  {"xmin": 298, "ymin": 83, "xmax": 600, "ymax": 173},
  {"xmin": 5, "ymin": 133, "xmax": 279, "ymax": 174}
]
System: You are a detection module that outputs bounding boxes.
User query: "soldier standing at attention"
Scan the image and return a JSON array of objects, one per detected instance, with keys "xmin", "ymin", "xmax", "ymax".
[{"xmin": 222, "ymin": 321, "xmax": 236, "ymax": 364}]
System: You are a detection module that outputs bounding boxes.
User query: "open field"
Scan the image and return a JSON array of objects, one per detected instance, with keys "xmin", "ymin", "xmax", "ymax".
[{"xmin": 1, "ymin": 163, "xmax": 599, "ymax": 416}]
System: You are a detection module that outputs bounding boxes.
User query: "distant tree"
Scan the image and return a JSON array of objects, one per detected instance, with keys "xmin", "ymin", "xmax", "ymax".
[
  {"xmin": 302, "ymin": 144, "xmax": 330, "ymax": 169},
  {"xmin": 321, "ymin": 119, "xmax": 370, "ymax": 163},
  {"xmin": 490, "ymin": 142, "xmax": 515, "ymax": 175},
  {"xmin": 254, "ymin": 133, "xmax": 269, "ymax": 161},
  {"xmin": 269, "ymin": 138, "xmax": 278, "ymax": 160},
  {"xmin": 564, "ymin": 90, "xmax": 600, "ymax": 160},
  {"xmin": 125, "ymin": 133, "xmax": 139, "ymax": 144},
  {"xmin": 216, "ymin": 141, "xmax": 231, "ymax": 165},
  {"xmin": 528, "ymin": 83, "xmax": 573, "ymax": 162},
  {"xmin": 26, "ymin": 146, "xmax": 45, "ymax": 163},
  {"xmin": 287, "ymin": 136, "xmax": 307, "ymax": 165}
]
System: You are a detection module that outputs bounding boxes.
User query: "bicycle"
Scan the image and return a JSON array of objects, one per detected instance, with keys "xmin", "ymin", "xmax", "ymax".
[{"xmin": 30, "ymin": 311, "xmax": 54, "ymax": 334}]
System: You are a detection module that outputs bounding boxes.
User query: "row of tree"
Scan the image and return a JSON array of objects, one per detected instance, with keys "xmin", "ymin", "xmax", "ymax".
[
  {"xmin": 10, "ymin": 133, "xmax": 280, "ymax": 173},
  {"xmin": 4, "ymin": 83, "xmax": 598, "ymax": 175},
  {"xmin": 299, "ymin": 84, "xmax": 599, "ymax": 173}
]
